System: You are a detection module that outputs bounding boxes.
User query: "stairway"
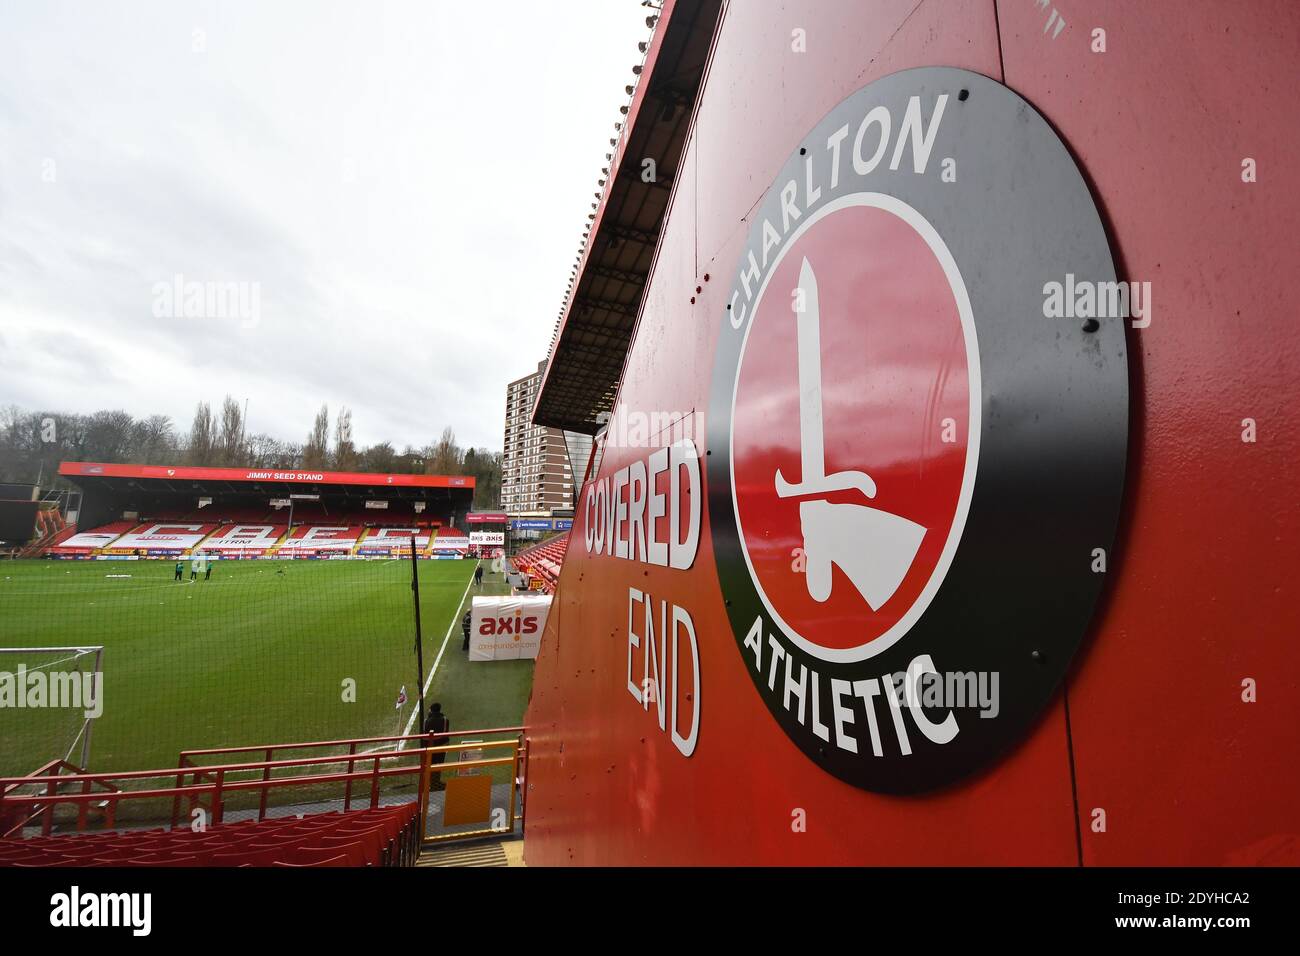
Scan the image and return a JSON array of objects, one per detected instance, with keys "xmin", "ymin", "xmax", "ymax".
[{"xmin": 417, "ymin": 837, "xmax": 524, "ymax": 868}]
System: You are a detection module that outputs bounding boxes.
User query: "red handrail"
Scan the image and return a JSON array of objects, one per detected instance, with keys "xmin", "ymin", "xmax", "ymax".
[
  {"xmin": 177, "ymin": 726, "xmax": 525, "ymax": 759},
  {"xmin": 2, "ymin": 751, "xmax": 515, "ymax": 838},
  {"xmin": 7, "ymin": 756, "xmax": 510, "ymax": 798},
  {"xmin": 12, "ymin": 746, "xmax": 446, "ymax": 787},
  {"xmin": 2, "ymin": 760, "xmax": 122, "ymax": 838},
  {"xmin": 3, "ymin": 728, "xmax": 529, "ymax": 838},
  {"xmin": 173, "ymin": 728, "xmax": 526, "ymax": 824}
]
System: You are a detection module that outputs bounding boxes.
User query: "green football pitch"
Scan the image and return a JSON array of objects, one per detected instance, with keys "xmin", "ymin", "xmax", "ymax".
[{"xmin": 0, "ymin": 558, "xmax": 534, "ymax": 778}]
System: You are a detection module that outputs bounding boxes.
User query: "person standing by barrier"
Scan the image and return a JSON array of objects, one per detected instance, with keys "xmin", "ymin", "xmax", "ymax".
[
  {"xmin": 462, "ymin": 609, "xmax": 472, "ymax": 652},
  {"xmin": 423, "ymin": 702, "xmax": 450, "ymax": 791}
]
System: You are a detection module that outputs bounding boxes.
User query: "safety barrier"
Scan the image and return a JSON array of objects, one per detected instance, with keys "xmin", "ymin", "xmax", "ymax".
[{"xmin": 1, "ymin": 727, "xmax": 529, "ymax": 849}]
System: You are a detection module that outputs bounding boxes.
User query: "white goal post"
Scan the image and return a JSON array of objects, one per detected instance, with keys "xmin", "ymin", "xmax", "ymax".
[{"xmin": 0, "ymin": 645, "xmax": 104, "ymax": 772}]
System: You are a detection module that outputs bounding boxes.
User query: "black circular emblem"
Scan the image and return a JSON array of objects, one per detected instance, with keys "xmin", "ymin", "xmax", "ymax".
[{"xmin": 707, "ymin": 67, "xmax": 1128, "ymax": 794}]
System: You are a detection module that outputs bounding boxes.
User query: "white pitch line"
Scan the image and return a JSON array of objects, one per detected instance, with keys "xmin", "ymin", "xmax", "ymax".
[
  {"xmin": 1, "ymin": 578, "xmax": 196, "ymax": 596},
  {"xmin": 398, "ymin": 570, "xmax": 476, "ymax": 747}
]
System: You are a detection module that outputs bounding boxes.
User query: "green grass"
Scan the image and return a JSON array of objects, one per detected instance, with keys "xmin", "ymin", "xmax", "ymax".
[
  {"xmin": 423, "ymin": 567, "xmax": 534, "ymax": 734},
  {"xmin": 0, "ymin": 558, "xmax": 535, "ymax": 778}
]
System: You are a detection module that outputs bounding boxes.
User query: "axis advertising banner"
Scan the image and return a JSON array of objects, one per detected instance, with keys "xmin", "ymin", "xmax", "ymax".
[{"xmin": 468, "ymin": 595, "xmax": 551, "ymax": 661}]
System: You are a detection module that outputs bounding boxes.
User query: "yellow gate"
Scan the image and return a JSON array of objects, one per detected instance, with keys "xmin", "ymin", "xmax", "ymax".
[{"xmin": 418, "ymin": 736, "xmax": 524, "ymax": 843}]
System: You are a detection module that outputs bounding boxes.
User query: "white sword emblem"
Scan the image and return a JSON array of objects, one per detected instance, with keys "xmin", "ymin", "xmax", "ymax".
[{"xmin": 775, "ymin": 257, "xmax": 927, "ymax": 610}]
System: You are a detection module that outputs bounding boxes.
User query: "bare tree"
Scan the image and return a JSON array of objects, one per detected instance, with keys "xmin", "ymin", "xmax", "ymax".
[
  {"xmin": 359, "ymin": 441, "xmax": 396, "ymax": 473},
  {"xmin": 84, "ymin": 410, "xmax": 135, "ymax": 462},
  {"xmin": 246, "ymin": 433, "xmax": 277, "ymax": 468},
  {"xmin": 394, "ymin": 446, "xmax": 426, "ymax": 474},
  {"xmin": 187, "ymin": 402, "xmax": 216, "ymax": 465},
  {"xmin": 427, "ymin": 426, "xmax": 462, "ymax": 475},
  {"xmin": 0, "ymin": 401, "xmax": 496, "ymax": 503},
  {"xmin": 462, "ymin": 447, "xmax": 503, "ymax": 509},
  {"xmin": 333, "ymin": 406, "xmax": 356, "ymax": 470},
  {"xmin": 302, "ymin": 404, "xmax": 330, "ymax": 469},
  {"xmin": 216, "ymin": 396, "xmax": 244, "ymax": 466},
  {"xmin": 131, "ymin": 415, "xmax": 178, "ymax": 463},
  {"xmin": 246, "ymin": 433, "xmax": 301, "ymax": 469}
]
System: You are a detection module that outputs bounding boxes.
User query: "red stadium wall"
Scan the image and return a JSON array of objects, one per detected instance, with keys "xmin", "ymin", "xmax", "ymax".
[{"xmin": 523, "ymin": 0, "xmax": 1299, "ymax": 865}]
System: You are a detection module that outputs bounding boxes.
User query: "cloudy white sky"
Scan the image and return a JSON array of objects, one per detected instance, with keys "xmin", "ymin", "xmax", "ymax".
[{"xmin": 0, "ymin": 0, "xmax": 652, "ymax": 452}]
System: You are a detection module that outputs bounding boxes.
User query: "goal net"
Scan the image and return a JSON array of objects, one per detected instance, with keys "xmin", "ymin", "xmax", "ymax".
[{"xmin": 0, "ymin": 646, "xmax": 103, "ymax": 777}]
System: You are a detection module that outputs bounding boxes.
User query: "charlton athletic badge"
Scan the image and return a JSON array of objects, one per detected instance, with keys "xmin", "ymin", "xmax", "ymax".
[{"xmin": 707, "ymin": 67, "xmax": 1129, "ymax": 793}]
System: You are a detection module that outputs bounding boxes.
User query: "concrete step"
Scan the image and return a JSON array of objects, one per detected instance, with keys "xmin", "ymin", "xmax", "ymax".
[{"xmin": 417, "ymin": 837, "xmax": 523, "ymax": 867}]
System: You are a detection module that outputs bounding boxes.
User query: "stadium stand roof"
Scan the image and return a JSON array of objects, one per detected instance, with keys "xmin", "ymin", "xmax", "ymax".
[
  {"xmin": 531, "ymin": 0, "xmax": 722, "ymax": 435},
  {"xmin": 58, "ymin": 462, "xmax": 473, "ymax": 502}
]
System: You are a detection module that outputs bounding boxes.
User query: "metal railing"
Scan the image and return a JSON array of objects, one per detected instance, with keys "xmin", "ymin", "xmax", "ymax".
[
  {"xmin": 1, "ymin": 759, "xmax": 121, "ymax": 838},
  {"xmin": 1, "ymin": 727, "xmax": 529, "ymax": 847}
]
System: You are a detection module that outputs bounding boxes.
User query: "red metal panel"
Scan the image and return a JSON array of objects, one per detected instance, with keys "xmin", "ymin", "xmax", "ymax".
[
  {"xmin": 525, "ymin": 0, "xmax": 1299, "ymax": 865},
  {"xmin": 693, "ymin": 0, "xmax": 1003, "ymax": 270},
  {"xmin": 996, "ymin": 0, "xmax": 1300, "ymax": 865},
  {"xmin": 616, "ymin": 136, "xmax": 705, "ymax": 430},
  {"xmin": 525, "ymin": 0, "xmax": 1084, "ymax": 866}
]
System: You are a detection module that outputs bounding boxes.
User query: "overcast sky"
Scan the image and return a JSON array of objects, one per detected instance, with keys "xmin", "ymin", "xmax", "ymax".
[{"xmin": 0, "ymin": 0, "xmax": 651, "ymax": 452}]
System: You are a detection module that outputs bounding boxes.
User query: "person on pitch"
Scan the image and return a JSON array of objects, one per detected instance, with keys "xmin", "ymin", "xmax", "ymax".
[
  {"xmin": 174, "ymin": 560, "xmax": 183, "ymax": 582},
  {"xmin": 474, "ymin": 563, "xmax": 484, "ymax": 586}
]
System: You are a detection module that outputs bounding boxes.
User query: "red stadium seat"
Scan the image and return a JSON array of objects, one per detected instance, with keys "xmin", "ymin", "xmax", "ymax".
[
  {"xmin": 0, "ymin": 804, "xmax": 419, "ymax": 868},
  {"xmin": 513, "ymin": 533, "xmax": 570, "ymax": 593}
]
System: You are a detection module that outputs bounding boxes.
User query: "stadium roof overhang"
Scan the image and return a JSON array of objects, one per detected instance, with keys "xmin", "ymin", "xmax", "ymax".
[
  {"xmin": 531, "ymin": 0, "xmax": 723, "ymax": 435},
  {"xmin": 58, "ymin": 462, "xmax": 474, "ymax": 503}
]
